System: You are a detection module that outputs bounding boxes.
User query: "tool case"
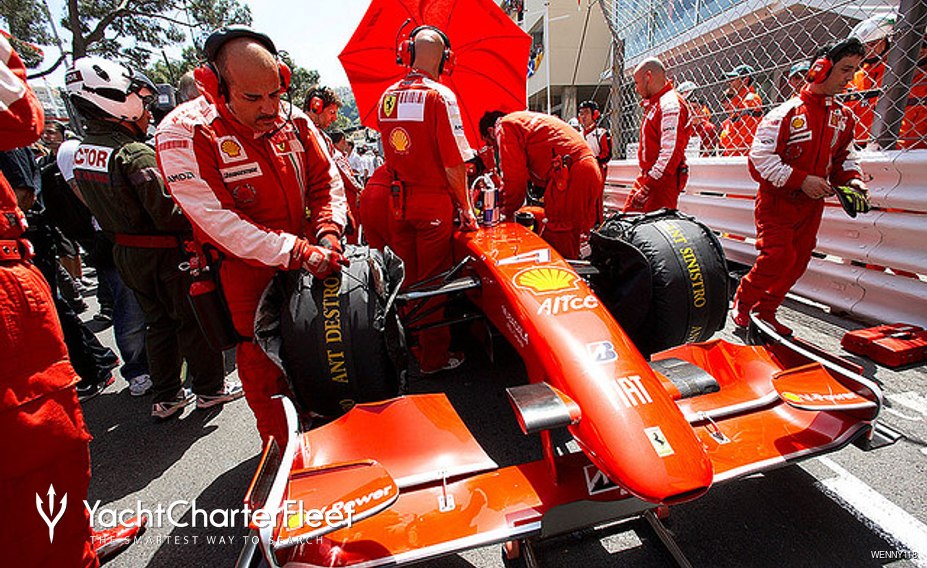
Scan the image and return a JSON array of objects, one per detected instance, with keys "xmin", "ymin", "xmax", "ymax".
[{"xmin": 841, "ymin": 324, "xmax": 927, "ymax": 368}]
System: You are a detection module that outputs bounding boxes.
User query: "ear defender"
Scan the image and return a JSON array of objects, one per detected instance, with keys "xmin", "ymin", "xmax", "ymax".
[
  {"xmin": 806, "ymin": 57, "xmax": 832, "ymax": 83},
  {"xmin": 395, "ymin": 25, "xmax": 454, "ymax": 75},
  {"xmin": 278, "ymin": 61, "xmax": 291, "ymax": 92}
]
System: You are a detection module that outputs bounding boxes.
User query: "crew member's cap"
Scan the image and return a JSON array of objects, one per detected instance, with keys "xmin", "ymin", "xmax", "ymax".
[
  {"xmin": 724, "ymin": 64, "xmax": 755, "ymax": 78},
  {"xmin": 788, "ymin": 61, "xmax": 811, "ymax": 78}
]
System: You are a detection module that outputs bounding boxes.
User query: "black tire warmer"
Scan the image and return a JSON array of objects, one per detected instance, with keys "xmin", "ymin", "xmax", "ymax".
[
  {"xmin": 590, "ymin": 209, "xmax": 729, "ymax": 356},
  {"xmin": 255, "ymin": 244, "xmax": 408, "ymax": 417}
]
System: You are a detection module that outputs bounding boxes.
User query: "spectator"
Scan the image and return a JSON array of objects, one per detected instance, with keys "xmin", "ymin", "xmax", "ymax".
[
  {"xmin": 66, "ymin": 56, "xmax": 240, "ymax": 414},
  {"xmin": 378, "ymin": 25, "xmax": 478, "ymax": 375},
  {"xmin": 623, "ymin": 57, "xmax": 692, "ymax": 213},
  {"xmin": 678, "ymin": 82, "xmax": 719, "ymax": 157},
  {"xmin": 719, "ymin": 64, "xmax": 764, "ymax": 156},
  {"xmin": 347, "ymin": 139, "xmax": 364, "ymax": 182},
  {"xmin": 898, "ymin": 36, "xmax": 927, "ymax": 149},
  {"xmin": 845, "ymin": 13, "xmax": 894, "ymax": 146},
  {"xmin": 156, "ymin": 26, "xmax": 347, "ymax": 445},
  {"xmin": 732, "ymin": 38, "xmax": 868, "ymax": 335},
  {"xmin": 481, "ymin": 109, "xmax": 602, "ymax": 259},
  {"xmin": 787, "ymin": 61, "xmax": 811, "ymax": 99}
]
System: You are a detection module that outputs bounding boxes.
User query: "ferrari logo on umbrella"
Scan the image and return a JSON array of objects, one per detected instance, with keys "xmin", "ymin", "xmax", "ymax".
[{"xmin": 382, "ymin": 94, "xmax": 397, "ymax": 118}]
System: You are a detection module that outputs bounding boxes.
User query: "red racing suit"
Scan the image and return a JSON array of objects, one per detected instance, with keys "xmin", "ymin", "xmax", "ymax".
[
  {"xmin": 719, "ymin": 86, "xmax": 763, "ymax": 156},
  {"xmin": 582, "ymin": 124, "xmax": 612, "ymax": 180},
  {"xmin": 495, "ymin": 111, "xmax": 603, "ymax": 259},
  {"xmin": 733, "ymin": 85, "xmax": 862, "ymax": 320},
  {"xmin": 376, "ymin": 70, "xmax": 473, "ymax": 372},
  {"xmin": 0, "ymin": 36, "xmax": 97, "ymax": 568},
  {"xmin": 358, "ymin": 165, "xmax": 392, "ymax": 250},
  {"xmin": 155, "ymin": 87, "xmax": 346, "ymax": 446},
  {"xmin": 624, "ymin": 83, "xmax": 692, "ymax": 212}
]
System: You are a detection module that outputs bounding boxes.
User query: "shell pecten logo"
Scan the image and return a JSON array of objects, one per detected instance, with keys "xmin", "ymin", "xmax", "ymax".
[
  {"xmin": 781, "ymin": 391, "xmax": 803, "ymax": 403},
  {"xmin": 388, "ymin": 127, "xmax": 411, "ymax": 154},
  {"xmin": 221, "ymin": 139, "xmax": 243, "ymax": 158},
  {"xmin": 513, "ymin": 266, "xmax": 579, "ymax": 294}
]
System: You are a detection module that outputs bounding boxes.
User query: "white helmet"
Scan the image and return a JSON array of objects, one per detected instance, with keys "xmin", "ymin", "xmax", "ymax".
[
  {"xmin": 676, "ymin": 80, "xmax": 698, "ymax": 96},
  {"xmin": 65, "ymin": 56, "xmax": 156, "ymax": 122},
  {"xmin": 850, "ymin": 13, "xmax": 895, "ymax": 44}
]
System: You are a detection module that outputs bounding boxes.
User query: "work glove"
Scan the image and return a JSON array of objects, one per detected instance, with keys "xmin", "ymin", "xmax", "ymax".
[
  {"xmin": 318, "ymin": 232, "xmax": 343, "ymax": 254},
  {"xmin": 835, "ymin": 185, "xmax": 871, "ymax": 218},
  {"xmin": 289, "ymin": 238, "xmax": 349, "ymax": 278}
]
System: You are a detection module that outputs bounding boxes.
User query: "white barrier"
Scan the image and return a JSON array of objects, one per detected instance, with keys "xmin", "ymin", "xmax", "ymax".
[{"xmin": 604, "ymin": 150, "xmax": 927, "ymax": 329}]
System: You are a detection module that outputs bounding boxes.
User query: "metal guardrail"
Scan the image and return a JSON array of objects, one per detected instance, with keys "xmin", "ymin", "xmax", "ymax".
[{"xmin": 603, "ymin": 150, "xmax": 927, "ymax": 328}]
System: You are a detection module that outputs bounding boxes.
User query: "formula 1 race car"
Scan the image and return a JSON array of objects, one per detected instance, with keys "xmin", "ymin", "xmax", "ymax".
[{"xmin": 237, "ymin": 217, "xmax": 900, "ymax": 568}]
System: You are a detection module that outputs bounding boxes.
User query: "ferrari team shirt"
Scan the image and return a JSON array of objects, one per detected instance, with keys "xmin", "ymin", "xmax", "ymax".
[{"xmin": 377, "ymin": 71, "xmax": 474, "ymax": 187}]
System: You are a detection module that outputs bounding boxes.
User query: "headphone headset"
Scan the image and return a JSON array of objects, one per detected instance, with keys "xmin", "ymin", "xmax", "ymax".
[
  {"xmin": 308, "ymin": 92, "xmax": 325, "ymax": 115},
  {"xmin": 194, "ymin": 25, "xmax": 291, "ymax": 102},
  {"xmin": 806, "ymin": 37, "xmax": 859, "ymax": 84},
  {"xmin": 395, "ymin": 21, "xmax": 455, "ymax": 75}
]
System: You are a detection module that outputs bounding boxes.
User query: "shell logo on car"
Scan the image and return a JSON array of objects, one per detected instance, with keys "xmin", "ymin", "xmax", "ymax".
[{"xmin": 513, "ymin": 267, "xmax": 579, "ymax": 294}]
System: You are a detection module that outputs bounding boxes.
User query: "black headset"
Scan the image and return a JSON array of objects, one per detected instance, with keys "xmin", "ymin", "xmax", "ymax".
[{"xmin": 395, "ymin": 20, "xmax": 454, "ymax": 75}]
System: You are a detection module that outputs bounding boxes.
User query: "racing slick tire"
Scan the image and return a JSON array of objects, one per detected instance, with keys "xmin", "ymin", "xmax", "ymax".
[
  {"xmin": 255, "ymin": 244, "xmax": 407, "ymax": 417},
  {"xmin": 590, "ymin": 209, "xmax": 728, "ymax": 355}
]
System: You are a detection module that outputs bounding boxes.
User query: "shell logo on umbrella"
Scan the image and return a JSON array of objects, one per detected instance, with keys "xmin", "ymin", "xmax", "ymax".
[{"xmin": 513, "ymin": 267, "xmax": 579, "ymax": 294}]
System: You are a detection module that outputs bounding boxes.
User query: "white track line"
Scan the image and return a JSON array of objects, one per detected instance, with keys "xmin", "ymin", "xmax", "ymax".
[{"xmin": 814, "ymin": 457, "xmax": 927, "ymax": 567}]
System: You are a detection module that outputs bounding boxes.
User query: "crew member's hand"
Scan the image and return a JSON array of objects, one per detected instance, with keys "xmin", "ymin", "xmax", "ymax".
[
  {"xmin": 623, "ymin": 180, "xmax": 650, "ymax": 212},
  {"xmin": 14, "ymin": 188, "xmax": 35, "ymax": 211},
  {"xmin": 318, "ymin": 232, "xmax": 343, "ymax": 254},
  {"xmin": 846, "ymin": 178, "xmax": 870, "ymax": 196},
  {"xmin": 289, "ymin": 238, "xmax": 349, "ymax": 278},
  {"xmin": 800, "ymin": 175, "xmax": 834, "ymax": 199},
  {"xmin": 459, "ymin": 207, "xmax": 479, "ymax": 231}
]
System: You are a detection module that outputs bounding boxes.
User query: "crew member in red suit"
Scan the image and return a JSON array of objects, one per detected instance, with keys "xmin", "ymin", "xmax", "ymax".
[
  {"xmin": 480, "ymin": 110, "xmax": 603, "ymax": 259},
  {"xmin": 624, "ymin": 58, "xmax": 692, "ymax": 212},
  {"xmin": 305, "ymin": 87, "xmax": 363, "ymax": 242},
  {"xmin": 0, "ymin": 34, "xmax": 143, "ymax": 567},
  {"xmin": 155, "ymin": 26, "xmax": 348, "ymax": 446},
  {"xmin": 377, "ymin": 25, "xmax": 478, "ymax": 375},
  {"xmin": 578, "ymin": 100, "xmax": 612, "ymax": 180},
  {"xmin": 678, "ymin": 81, "xmax": 719, "ymax": 156},
  {"xmin": 719, "ymin": 64, "xmax": 764, "ymax": 156},
  {"xmin": 732, "ymin": 38, "xmax": 868, "ymax": 335}
]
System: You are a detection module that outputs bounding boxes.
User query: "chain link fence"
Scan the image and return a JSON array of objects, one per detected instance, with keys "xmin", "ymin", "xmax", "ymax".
[{"xmin": 595, "ymin": 0, "xmax": 927, "ymax": 158}]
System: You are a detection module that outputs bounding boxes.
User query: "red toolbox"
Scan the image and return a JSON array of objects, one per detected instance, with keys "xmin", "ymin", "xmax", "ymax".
[{"xmin": 841, "ymin": 324, "xmax": 927, "ymax": 368}]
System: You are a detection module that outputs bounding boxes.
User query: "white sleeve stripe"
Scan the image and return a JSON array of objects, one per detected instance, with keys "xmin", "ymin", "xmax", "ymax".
[
  {"xmin": 748, "ymin": 99, "xmax": 802, "ymax": 188},
  {"xmin": 426, "ymin": 78, "xmax": 476, "ymax": 161},
  {"xmin": 650, "ymin": 92, "xmax": 680, "ymax": 180},
  {"xmin": 159, "ymin": 139, "xmax": 295, "ymax": 268},
  {"xmin": 0, "ymin": 37, "xmax": 27, "ymax": 112}
]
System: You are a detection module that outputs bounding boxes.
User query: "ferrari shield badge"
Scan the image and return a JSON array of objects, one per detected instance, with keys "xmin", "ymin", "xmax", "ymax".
[{"xmin": 382, "ymin": 94, "xmax": 397, "ymax": 118}]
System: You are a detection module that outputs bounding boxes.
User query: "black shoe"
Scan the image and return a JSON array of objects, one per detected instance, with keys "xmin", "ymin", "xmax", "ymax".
[
  {"xmin": 92, "ymin": 311, "xmax": 113, "ymax": 328},
  {"xmin": 77, "ymin": 375, "xmax": 115, "ymax": 402}
]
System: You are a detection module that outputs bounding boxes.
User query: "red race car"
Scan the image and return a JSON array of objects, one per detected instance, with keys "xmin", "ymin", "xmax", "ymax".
[{"xmin": 238, "ymin": 213, "xmax": 898, "ymax": 568}]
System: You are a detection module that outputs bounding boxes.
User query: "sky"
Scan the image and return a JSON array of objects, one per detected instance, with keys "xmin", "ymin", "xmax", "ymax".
[{"xmin": 32, "ymin": 0, "xmax": 373, "ymax": 88}]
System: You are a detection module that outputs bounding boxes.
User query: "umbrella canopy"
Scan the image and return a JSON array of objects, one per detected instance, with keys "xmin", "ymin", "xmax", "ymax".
[{"xmin": 339, "ymin": 0, "xmax": 531, "ymax": 147}]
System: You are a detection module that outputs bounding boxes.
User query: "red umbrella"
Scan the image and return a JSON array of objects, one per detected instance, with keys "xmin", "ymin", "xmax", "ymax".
[{"xmin": 339, "ymin": 0, "xmax": 531, "ymax": 147}]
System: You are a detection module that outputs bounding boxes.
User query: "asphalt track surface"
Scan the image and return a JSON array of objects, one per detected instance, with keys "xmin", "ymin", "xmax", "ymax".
[{"xmin": 76, "ymin": 275, "xmax": 927, "ymax": 568}]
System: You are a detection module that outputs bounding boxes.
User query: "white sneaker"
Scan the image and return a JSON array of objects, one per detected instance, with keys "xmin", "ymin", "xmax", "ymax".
[{"xmin": 128, "ymin": 374, "xmax": 152, "ymax": 396}]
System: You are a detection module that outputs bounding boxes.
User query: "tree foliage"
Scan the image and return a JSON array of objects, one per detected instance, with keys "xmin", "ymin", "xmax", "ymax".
[{"xmin": 2, "ymin": 0, "xmax": 251, "ymax": 74}]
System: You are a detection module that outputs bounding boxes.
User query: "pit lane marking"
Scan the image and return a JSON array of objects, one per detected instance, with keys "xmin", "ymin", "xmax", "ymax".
[
  {"xmin": 884, "ymin": 392, "xmax": 927, "ymax": 422},
  {"xmin": 814, "ymin": 456, "xmax": 927, "ymax": 567}
]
